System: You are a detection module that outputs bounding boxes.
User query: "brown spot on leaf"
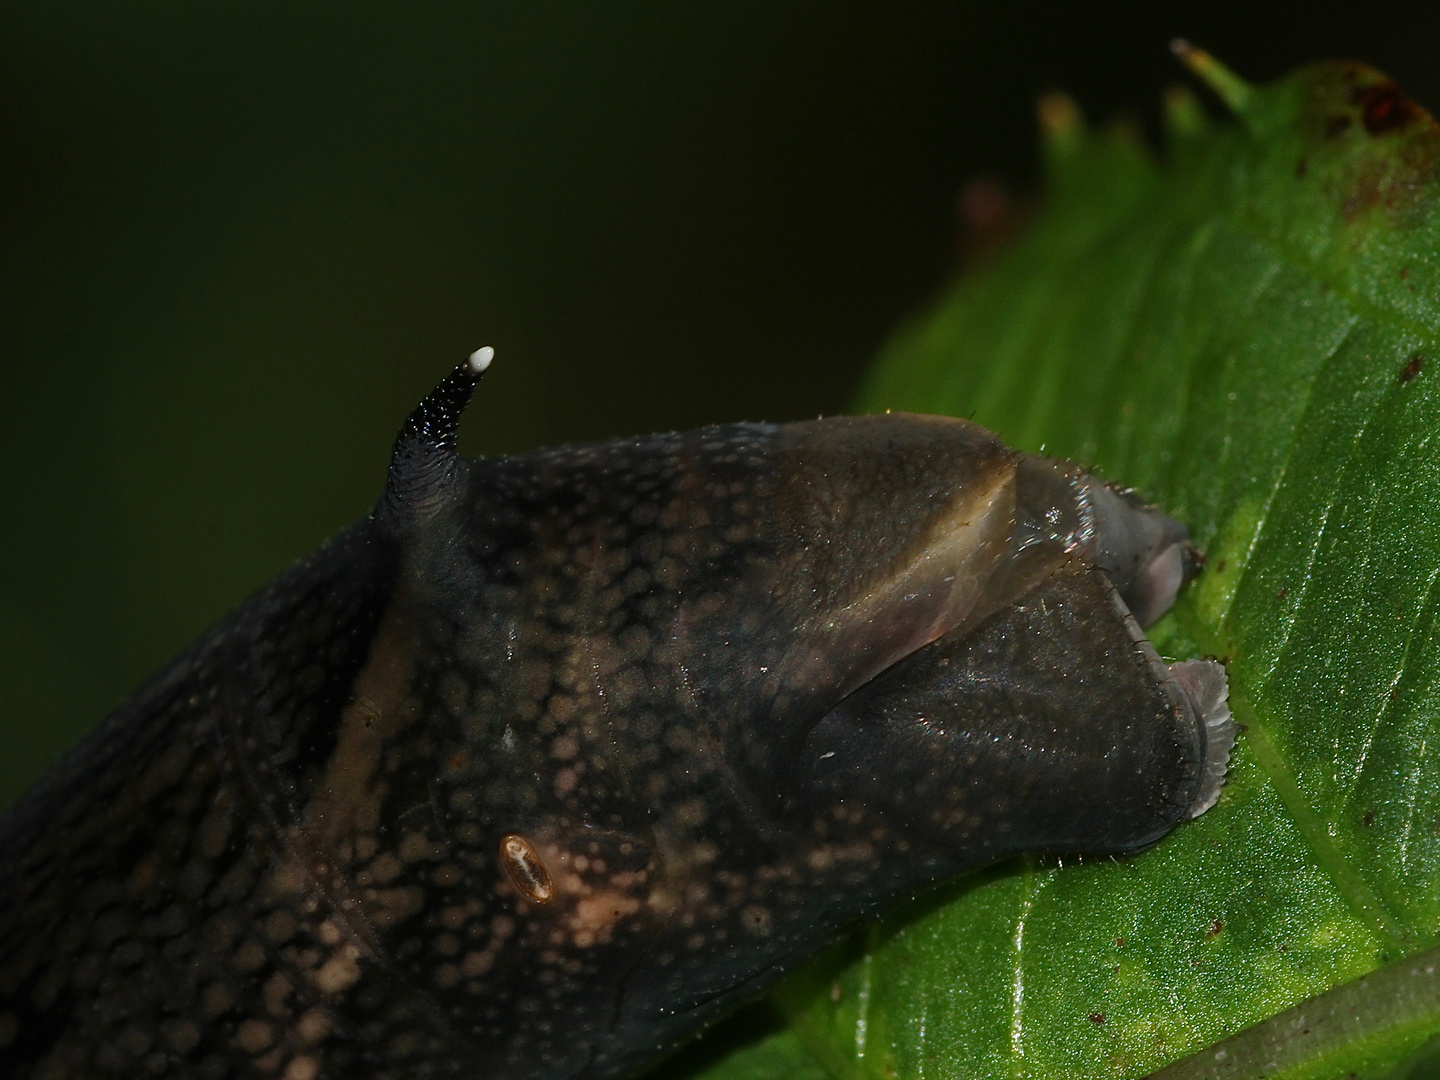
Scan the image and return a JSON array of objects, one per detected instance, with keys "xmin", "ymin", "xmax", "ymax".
[
  {"xmin": 1207, "ymin": 919, "xmax": 1224, "ymax": 938},
  {"xmin": 1400, "ymin": 352, "xmax": 1425, "ymax": 383},
  {"xmin": 1089, "ymin": 1012, "xmax": 1105, "ymax": 1025},
  {"xmin": 1343, "ymin": 170, "xmax": 1385, "ymax": 218},
  {"xmin": 1325, "ymin": 115, "xmax": 1352, "ymax": 139},
  {"xmin": 1295, "ymin": 156, "xmax": 1309, "ymax": 178},
  {"xmin": 1353, "ymin": 82, "xmax": 1421, "ymax": 136},
  {"xmin": 1363, "ymin": 810, "xmax": 1375, "ymax": 827}
]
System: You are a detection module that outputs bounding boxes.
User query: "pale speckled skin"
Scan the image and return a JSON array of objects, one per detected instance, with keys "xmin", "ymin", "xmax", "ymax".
[{"xmin": 0, "ymin": 361, "xmax": 1216, "ymax": 1079}]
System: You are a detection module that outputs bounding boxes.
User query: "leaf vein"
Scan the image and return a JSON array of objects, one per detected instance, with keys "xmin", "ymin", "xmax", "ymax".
[
  {"xmin": 1235, "ymin": 313, "xmax": 1361, "ymax": 674},
  {"xmin": 1348, "ymin": 565, "xmax": 1440, "ymax": 806},
  {"xmin": 1177, "ymin": 613, "xmax": 1411, "ymax": 953}
]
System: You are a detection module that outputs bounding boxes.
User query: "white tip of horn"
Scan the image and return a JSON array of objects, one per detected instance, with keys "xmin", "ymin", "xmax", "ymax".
[{"xmin": 467, "ymin": 345, "xmax": 495, "ymax": 373}]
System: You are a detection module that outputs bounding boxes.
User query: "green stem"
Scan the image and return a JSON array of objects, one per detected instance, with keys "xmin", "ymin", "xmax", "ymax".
[{"xmin": 1143, "ymin": 945, "xmax": 1440, "ymax": 1079}]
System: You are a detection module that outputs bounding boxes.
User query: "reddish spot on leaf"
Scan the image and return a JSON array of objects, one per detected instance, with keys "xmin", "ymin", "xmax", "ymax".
[
  {"xmin": 1352, "ymin": 82, "xmax": 1421, "ymax": 136},
  {"xmin": 1089, "ymin": 1012, "xmax": 1105, "ymax": 1025},
  {"xmin": 1344, "ymin": 171, "xmax": 1386, "ymax": 218},
  {"xmin": 1400, "ymin": 352, "xmax": 1425, "ymax": 383}
]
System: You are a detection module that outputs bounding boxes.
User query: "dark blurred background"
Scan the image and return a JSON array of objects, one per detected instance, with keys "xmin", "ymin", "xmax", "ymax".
[{"xmin": 4, "ymin": 3, "xmax": 1439, "ymax": 805}]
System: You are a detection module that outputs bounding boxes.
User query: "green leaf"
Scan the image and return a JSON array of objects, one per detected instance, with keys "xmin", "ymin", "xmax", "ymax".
[{"xmin": 672, "ymin": 52, "xmax": 1440, "ymax": 1080}]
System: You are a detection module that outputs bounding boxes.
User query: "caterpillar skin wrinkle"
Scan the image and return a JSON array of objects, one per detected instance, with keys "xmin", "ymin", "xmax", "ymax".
[{"xmin": 0, "ymin": 352, "xmax": 1233, "ymax": 1080}]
